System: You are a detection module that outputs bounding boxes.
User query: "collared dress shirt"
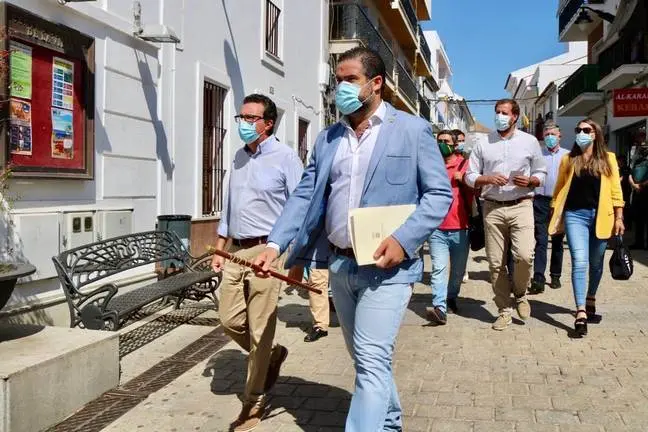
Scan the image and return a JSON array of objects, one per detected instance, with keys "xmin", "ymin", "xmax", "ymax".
[
  {"xmin": 465, "ymin": 129, "xmax": 547, "ymax": 201},
  {"xmin": 218, "ymin": 135, "xmax": 303, "ymax": 239},
  {"xmin": 326, "ymin": 102, "xmax": 387, "ymax": 249},
  {"xmin": 536, "ymin": 146, "xmax": 570, "ymax": 198}
]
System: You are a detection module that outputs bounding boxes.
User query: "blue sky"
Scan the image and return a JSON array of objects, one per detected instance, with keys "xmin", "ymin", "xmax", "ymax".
[{"xmin": 420, "ymin": 0, "xmax": 565, "ymax": 126}]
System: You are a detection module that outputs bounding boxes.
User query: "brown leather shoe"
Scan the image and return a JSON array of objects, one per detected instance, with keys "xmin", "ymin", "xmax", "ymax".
[
  {"xmin": 230, "ymin": 403, "xmax": 266, "ymax": 432},
  {"xmin": 264, "ymin": 344, "xmax": 288, "ymax": 392}
]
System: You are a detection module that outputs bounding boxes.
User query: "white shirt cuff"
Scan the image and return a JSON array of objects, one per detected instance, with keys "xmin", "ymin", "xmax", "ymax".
[{"xmin": 266, "ymin": 242, "xmax": 281, "ymax": 253}]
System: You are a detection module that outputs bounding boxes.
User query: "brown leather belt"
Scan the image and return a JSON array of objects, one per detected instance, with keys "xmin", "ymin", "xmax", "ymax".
[
  {"xmin": 329, "ymin": 243, "xmax": 356, "ymax": 260},
  {"xmin": 231, "ymin": 236, "xmax": 268, "ymax": 248},
  {"xmin": 484, "ymin": 196, "xmax": 532, "ymax": 206}
]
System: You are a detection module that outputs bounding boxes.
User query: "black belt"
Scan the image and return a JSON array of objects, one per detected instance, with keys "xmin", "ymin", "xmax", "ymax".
[
  {"xmin": 534, "ymin": 195, "xmax": 552, "ymax": 200},
  {"xmin": 231, "ymin": 236, "xmax": 268, "ymax": 248},
  {"xmin": 484, "ymin": 196, "xmax": 533, "ymax": 206},
  {"xmin": 329, "ymin": 243, "xmax": 355, "ymax": 260}
]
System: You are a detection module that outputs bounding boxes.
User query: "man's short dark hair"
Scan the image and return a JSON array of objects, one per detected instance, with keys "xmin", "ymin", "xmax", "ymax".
[
  {"xmin": 495, "ymin": 98, "xmax": 520, "ymax": 117},
  {"xmin": 338, "ymin": 47, "xmax": 386, "ymax": 94},
  {"xmin": 437, "ymin": 129, "xmax": 457, "ymax": 144},
  {"xmin": 451, "ymin": 129, "xmax": 465, "ymax": 139},
  {"xmin": 243, "ymin": 93, "xmax": 278, "ymax": 134}
]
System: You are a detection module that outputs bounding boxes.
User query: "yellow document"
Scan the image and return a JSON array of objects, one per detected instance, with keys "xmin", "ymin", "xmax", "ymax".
[{"xmin": 348, "ymin": 205, "xmax": 416, "ymax": 266}]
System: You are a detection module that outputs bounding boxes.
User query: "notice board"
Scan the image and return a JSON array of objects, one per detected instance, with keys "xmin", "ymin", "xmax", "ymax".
[{"xmin": 2, "ymin": 4, "xmax": 95, "ymax": 179}]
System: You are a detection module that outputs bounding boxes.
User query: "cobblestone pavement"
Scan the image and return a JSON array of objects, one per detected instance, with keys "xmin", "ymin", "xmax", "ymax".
[{"xmin": 101, "ymin": 246, "xmax": 648, "ymax": 432}]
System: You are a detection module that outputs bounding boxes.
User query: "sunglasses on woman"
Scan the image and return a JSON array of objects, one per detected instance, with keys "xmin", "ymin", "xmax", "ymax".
[{"xmin": 575, "ymin": 127, "xmax": 593, "ymax": 134}]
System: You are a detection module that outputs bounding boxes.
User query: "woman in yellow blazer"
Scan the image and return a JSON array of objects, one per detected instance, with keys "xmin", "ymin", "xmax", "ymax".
[{"xmin": 549, "ymin": 118, "xmax": 624, "ymax": 337}]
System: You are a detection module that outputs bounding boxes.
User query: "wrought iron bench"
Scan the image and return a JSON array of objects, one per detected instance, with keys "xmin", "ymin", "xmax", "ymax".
[{"xmin": 52, "ymin": 230, "xmax": 220, "ymax": 331}]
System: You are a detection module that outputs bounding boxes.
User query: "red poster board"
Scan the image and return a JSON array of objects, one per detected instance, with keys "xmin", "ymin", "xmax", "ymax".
[
  {"xmin": 614, "ymin": 88, "xmax": 648, "ymax": 117},
  {"xmin": 9, "ymin": 41, "xmax": 85, "ymax": 170},
  {"xmin": 3, "ymin": 4, "xmax": 95, "ymax": 179}
]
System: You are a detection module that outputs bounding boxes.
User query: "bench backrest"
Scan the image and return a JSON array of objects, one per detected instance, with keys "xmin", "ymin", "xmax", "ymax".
[{"xmin": 52, "ymin": 230, "xmax": 189, "ymax": 294}]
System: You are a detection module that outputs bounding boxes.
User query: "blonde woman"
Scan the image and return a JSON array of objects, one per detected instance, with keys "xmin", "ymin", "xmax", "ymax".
[{"xmin": 549, "ymin": 118, "xmax": 624, "ymax": 337}]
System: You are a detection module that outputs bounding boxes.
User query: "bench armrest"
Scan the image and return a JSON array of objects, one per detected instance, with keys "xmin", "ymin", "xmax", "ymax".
[
  {"xmin": 188, "ymin": 251, "xmax": 221, "ymax": 274},
  {"xmin": 74, "ymin": 282, "xmax": 119, "ymax": 312}
]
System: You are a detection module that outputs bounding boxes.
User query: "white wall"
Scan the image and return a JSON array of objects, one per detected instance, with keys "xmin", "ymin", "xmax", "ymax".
[
  {"xmin": 2, "ymin": 0, "xmax": 326, "ymax": 317},
  {"xmin": 168, "ymin": 0, "xmax": 326, "ymax": 217}
]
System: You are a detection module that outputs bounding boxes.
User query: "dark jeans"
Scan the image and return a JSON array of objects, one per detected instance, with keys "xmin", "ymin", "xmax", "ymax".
[
  {"xmin": 632, "ymin": 189, "xmax": 648, "ymax": 247},
  {"xmin": 533, "ymin": 196, "xmax": 564, "ymax": 282}
]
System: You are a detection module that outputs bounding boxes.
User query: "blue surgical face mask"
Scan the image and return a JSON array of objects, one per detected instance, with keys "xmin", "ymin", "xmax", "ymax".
[
  {"xmin": 335, "ymin": 80, "xmax": 373, "ymax": 115},
  {"xmin": 495, "ymin": 113, "xmax": 511, "ymax": 131},
  {"xmin": 544, "ymin": 135, "xmax": 559, "ymax": 149},
  {"xmin": 456, "ymin": 143, "xmax": 465, "ymax": 153},
  {"xmin": 575, "ymin": 132, "xmax": 593, "ymax": 148},
  {"xmin": 238, "ymin": 120, "xmax": 261, "ymax": 144}
]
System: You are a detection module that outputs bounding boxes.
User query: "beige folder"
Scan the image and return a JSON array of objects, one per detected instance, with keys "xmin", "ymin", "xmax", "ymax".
[{"xmin": 348, "ymin": 205, "xmax": 416, "ymax": 266}]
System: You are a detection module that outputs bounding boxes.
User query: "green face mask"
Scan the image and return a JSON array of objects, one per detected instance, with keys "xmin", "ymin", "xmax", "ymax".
[{"xmin": 439, "ymin": 143, "xmax": 453, "ymax": 158}]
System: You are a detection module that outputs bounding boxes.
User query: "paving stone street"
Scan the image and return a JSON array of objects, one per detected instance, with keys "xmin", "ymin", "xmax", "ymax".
[{"xmin": 92, "ymin": 245, "xmax": 648, "ymax": 432}]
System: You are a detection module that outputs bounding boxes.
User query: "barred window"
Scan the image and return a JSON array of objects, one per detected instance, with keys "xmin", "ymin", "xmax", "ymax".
[{"xmin": 202, "ymin": 82, "xmax": 227, "ymax": 215}]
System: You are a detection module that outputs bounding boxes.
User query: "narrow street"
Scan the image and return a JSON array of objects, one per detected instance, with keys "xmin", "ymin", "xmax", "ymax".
[{"xmin": 79, "ymin": 246, "xmax": 648, "ymax": 432}]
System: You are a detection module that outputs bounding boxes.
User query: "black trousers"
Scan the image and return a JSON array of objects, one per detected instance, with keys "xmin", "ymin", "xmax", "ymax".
[
  {"xmin": 533, "ymin": 196, "xmax": 564, "ymax": 282},
  {"xmin": 632, "ymin": 189, "xmax": 648, "ymax": 247}
]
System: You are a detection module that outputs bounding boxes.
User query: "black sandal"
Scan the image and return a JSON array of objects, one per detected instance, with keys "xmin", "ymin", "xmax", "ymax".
[
  {"xmin": 586, "ymin": 297, "xmax": 601, "ymax": 323},
  {"xmin": 574, "ymin": 310, "xmax": 588, "ymax": 337}
]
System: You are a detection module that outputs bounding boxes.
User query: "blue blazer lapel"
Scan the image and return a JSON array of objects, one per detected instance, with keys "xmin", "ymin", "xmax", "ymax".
[{"xmin": 362, "ymin": 103, "xmax": 398, "ymax": 196}]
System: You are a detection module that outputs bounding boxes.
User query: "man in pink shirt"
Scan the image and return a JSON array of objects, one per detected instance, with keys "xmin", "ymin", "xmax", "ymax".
[{"xmin": 427, "ymin": 130, "xmax": 475, "ymax": 325}]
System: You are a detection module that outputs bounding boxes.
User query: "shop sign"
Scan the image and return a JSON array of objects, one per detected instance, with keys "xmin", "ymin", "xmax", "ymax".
[{"xmin": 614, "ymin": 88, "xmax": 648, "ymax": 117}]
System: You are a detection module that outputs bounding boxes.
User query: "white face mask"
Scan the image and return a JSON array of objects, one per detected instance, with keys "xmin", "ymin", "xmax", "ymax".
[{"xmin": 495, "ymin": 113, "xmax": 511, "ymax": 131}]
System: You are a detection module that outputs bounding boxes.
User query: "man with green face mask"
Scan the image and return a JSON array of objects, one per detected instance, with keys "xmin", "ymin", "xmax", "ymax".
[{"xmin": 426, "ymin": 130, "xmax": 475, "ymax": 324}]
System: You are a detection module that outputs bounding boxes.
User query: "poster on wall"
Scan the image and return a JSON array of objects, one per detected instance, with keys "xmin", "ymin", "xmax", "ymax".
[
  {"xmin": 51, "ymin": 108, "xmax": 74, "ymax": 159},
  {"xmin": 9, "ymin": 99, "xmax": 33, "ymax": 155},
  {"xmin": 9, "ymin": 41, "xmax": 32, "ymax": 99},
  {"xmin": 52, "ymin": 57, "xmax": 74, "ymax": 110}
]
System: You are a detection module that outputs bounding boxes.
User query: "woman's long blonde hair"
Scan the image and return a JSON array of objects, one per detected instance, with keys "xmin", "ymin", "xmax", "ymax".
[{"xmin": 569, "ymin": 118, "xmax": 612, "ymax": 177}]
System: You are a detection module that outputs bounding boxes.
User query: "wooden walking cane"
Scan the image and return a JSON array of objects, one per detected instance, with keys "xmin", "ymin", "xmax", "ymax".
[{"xmin": 207, "ymin": 247, "xmax": 323, "ymax": 294}]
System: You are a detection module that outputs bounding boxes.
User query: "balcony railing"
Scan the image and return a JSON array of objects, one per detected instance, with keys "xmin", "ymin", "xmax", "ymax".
[
  {"xmin": 396, "ymin": 61, "xmax": 417, "ymax": 108},
  {"xmin": 418, "ymin": 93, "xmax": 430, "ymax": 121},
  {"xmin": 418, "ymin": 25, "xmax": 432, "ymax": 69},
  {"xmin": 558, "ymin": 64, "xmax": 600, "ymax": 107},
  {"xmin": 558, "ymin": 0, "xmax": 604, "ymax": 36},
  {"xmin": 598, "ymin": 32, "xmax": 648, "ymax": 80},
  {"xmin": 400, "ymin": 0, "xmax": 418, "ymax": 35},
  {"xmin": 330, "ymin": 2, "xmax": 395, "ymax": 79}
]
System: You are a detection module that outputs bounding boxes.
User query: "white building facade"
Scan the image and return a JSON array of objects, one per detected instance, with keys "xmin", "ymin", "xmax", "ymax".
[
  {"xmin": 1, "ymin": 0, "xmax": 327, "ymax": 324},
  {"xmin": 504, "ymin": 41, "xmax": 587, "ymax": 146},
  {"xmin": 556, "ymin": 0, "xmax": 647, "ymax": 163},
  {"xmin": 423, "ymin": 30, "xmax": 474, "ymax": 134}
]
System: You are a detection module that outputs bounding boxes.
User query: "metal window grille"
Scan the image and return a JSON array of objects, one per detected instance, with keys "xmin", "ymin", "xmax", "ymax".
[
  {"xmin": 265, "ymin": 0, "xmax": 281, "ymax": 57},
  {"xmin": 202, "ymin": 82, "xmax": 227, "ymax": 216}
]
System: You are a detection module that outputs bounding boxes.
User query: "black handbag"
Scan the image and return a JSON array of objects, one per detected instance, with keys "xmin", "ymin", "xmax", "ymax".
[{"xmin": 609, "ymin": 236, "xmax": 633, "ymax": 280}]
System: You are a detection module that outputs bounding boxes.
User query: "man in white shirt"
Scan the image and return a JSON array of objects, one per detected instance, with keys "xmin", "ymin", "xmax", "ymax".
[
  {"xmin": 210, "ymin": 94, "xmax": 303, "ymax": 431},
  {"xmin": 529, "ymin": 121, "xmax": 569, "ymax": 294},
  {"xmin": 465, "ymin": 99, "xmax": 547, "ymax": 330}
]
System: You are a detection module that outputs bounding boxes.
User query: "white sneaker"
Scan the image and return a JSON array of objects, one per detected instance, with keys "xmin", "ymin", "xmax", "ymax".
[{"xmin": 462, "ymin": 273, "xmax": 469, "ymax": 283}]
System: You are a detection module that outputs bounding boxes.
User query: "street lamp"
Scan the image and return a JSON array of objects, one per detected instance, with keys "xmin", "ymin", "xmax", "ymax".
[
  {"xmin": 575, "ymin": 6, "xmax": 616, "ymax": 32},
  {"xmin": 132, "ymin": 1, "xmax": 181, "ymax": 44}
]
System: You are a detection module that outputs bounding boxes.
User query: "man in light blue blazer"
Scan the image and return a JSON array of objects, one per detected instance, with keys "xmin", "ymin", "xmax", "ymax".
[{"xmin": 254, "ymin": 47, "xmax": 452, "ymax": 431}]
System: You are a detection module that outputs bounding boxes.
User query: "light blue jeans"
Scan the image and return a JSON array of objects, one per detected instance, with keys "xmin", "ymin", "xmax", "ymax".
[
  {"xmin": 428, "ymin": 229, "xmax": 470, "ymax": 313},
  {"xmin": 328, "ymin": 255, "xmax": 412, "ymax": 432},
  {"xmin": 564, "ymin": 209, "xmax": 608, "ymax": 308}
]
